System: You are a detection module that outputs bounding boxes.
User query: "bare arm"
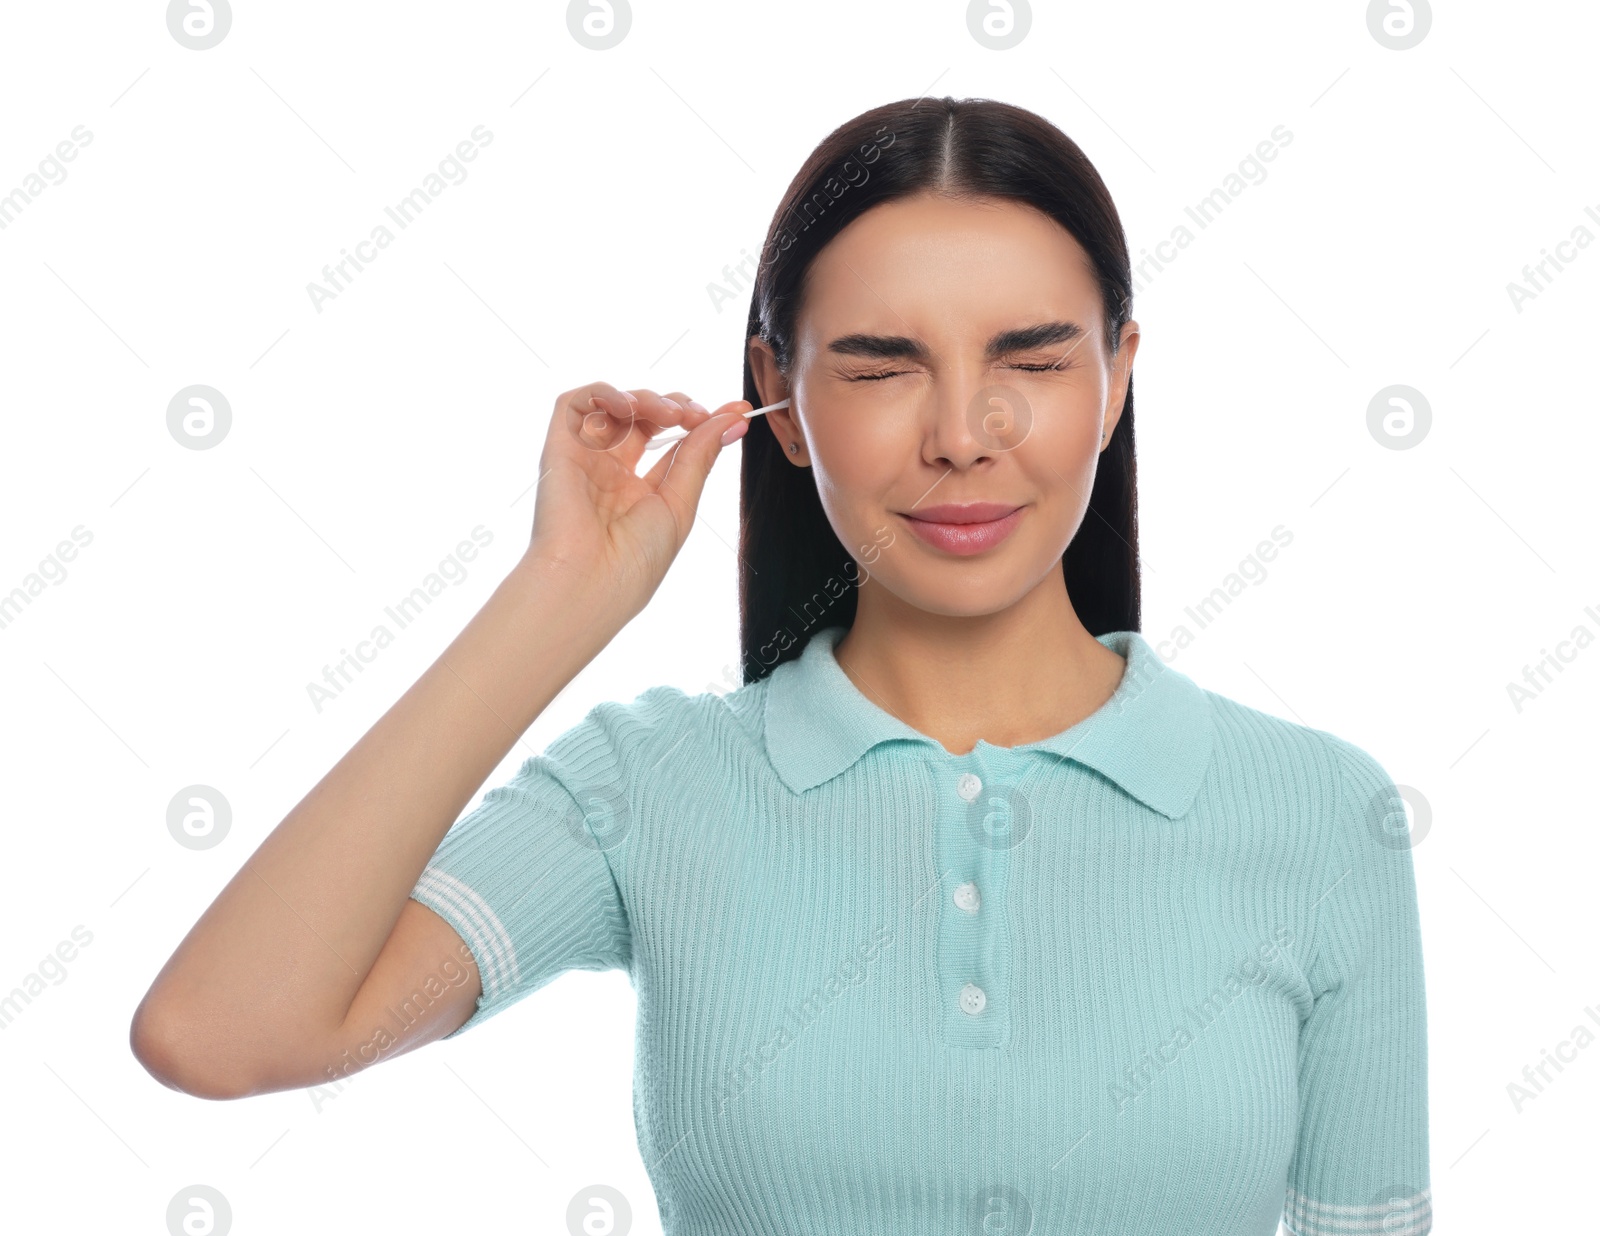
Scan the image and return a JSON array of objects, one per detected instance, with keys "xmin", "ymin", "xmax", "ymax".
[{"xmin": 129, "ymin": 383, "xmax": 751, "ymax": 1099}]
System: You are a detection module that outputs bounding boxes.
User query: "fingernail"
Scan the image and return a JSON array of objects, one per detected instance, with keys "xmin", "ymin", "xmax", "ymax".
[
  {"xmin": 720, "ymin": 420, "xmax": 747, "ymax": 446},
  {"xmin": 661, "ymin": 397, "xmax": 683, "ymax": 412},
  {"xmin": 687, "ymin": 399, "xmax": 709, "ymax": 414}
]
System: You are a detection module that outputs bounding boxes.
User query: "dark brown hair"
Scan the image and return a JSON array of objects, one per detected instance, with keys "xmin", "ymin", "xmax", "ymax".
[{"xmin": 735, "ymin": 95, "xmax": 1140, "ymax": 684}]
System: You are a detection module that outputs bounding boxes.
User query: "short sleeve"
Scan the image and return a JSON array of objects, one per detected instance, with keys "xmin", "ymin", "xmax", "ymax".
[
  {"xmin": 408, "ymin": 708, "xmax": 633, "ymax": 1038},
  {"xmin": 1284, "ymin": 733, "xmax": 1430, "ymax": 1235}
]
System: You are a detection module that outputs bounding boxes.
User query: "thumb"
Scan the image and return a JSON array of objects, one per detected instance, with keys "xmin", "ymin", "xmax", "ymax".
[{"xmin": 644, "ymin": 408, "xmax": 747, "ymax": 534}]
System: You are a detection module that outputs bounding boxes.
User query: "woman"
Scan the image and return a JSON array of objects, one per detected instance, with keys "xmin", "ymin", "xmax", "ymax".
[{"xmin": 131, "ymin": 96, "xmax": 1430, "ymax": 1236}]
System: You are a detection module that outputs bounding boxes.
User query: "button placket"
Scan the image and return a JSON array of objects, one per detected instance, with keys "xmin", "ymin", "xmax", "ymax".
[{"xmin": 933, "ymin": 746, "xmax": 1012, "ymax": 1049}]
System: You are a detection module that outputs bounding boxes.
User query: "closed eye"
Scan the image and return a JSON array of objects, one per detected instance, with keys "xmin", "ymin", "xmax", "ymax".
[{"xmin": 845, "ymin": 360, "xmax": 1073, "ymax": 381}]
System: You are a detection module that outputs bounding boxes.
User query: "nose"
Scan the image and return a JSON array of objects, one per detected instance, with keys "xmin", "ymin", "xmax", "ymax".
[
  {"xmin": 923, "ymin": 381, "xmax": 982, "ymax": 470},
  {"xmin": 923, "ymin": 380, "xmax": 1028, "ymax": 467}
]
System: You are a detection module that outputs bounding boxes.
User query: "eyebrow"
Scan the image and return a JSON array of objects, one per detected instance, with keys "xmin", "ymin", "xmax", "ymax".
[{"xmin": 825, "ymin": 320, "xmax": 1086, "ymax": 364}]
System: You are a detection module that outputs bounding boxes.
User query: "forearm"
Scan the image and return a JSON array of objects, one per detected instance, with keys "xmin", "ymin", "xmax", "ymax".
[{"xmin": 131, "ymin": 551, "xmax": 630, "ymax": 1085}]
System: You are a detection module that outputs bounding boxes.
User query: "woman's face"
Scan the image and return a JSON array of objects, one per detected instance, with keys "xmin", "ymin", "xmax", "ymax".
[{"xmin": 750, "ymin": 191, "xmax": 1138, "ymax": 619}]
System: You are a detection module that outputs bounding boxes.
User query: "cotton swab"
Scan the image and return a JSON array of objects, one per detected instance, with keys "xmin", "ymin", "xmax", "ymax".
[{"xmin": 641, "ymin": 398, "xmax": 791, "ymax": 451}]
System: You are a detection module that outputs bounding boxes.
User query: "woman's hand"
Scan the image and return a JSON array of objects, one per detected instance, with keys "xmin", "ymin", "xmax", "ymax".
[{"xmin": 523, "ymin": 382, "xmax": 751, "ymax": 617}]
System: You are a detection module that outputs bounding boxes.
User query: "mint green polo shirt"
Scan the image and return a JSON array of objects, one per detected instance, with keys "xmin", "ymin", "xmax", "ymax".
[{"xmin": 409, "ymin": 625, "xmax": 1430, "ymax": 1236}]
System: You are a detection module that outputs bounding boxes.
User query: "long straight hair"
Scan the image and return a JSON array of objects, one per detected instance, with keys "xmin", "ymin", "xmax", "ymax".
[{"xmin": 735, "ymin": 96, "xmax": 1140, "ymax": 685}]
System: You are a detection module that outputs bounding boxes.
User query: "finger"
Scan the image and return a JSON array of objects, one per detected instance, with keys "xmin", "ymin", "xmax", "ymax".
[
  {"xmin": 580, "ymin": 389, "xmax": 679, "ymax": 456},
  {"xmin": 662, "ymin": 391, "xmax": 713, "ymax": 431},
  {"xmin": 619, "ymin": 390, "xmax": 727, "ymax": 458},
  {"xmin": 637, "ymin": 396, "xmax": 747, "ymax": 487},
  {"xmin": 645, "ymin": 409, "xmax": 746, "ymax": 530},
  {"xmin": 638, "ymin": 434, "xmax": 680, "ymax": 491},
  {"xmin": 562, "ymin": 381, "xmax": 637, "ymax": 452},
  {"xmin": 622, "ymin": 388, "xmax": 693, "ymax": 435}
]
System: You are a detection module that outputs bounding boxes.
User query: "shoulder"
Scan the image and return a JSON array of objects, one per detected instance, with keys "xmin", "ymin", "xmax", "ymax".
[
  {"xmin": 1191, "ymin": 685, "xmax": 1417, "ymax": 958},
  {"xmin": 1195, "ymin": 685, "xmax": 1401, "ymax": 835},
  {"xmin": 528, "ymin": 675, "xmax": 775, "ymax": 867},
  {"xmin": 544, "ymin": 673, "xmax": 774, "ymax": 776}
]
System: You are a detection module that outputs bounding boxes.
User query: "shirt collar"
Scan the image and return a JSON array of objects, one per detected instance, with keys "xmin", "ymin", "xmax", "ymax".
[{"xmin": 762, "ymin": 625, "xmax": 1214, "ymax": 819}]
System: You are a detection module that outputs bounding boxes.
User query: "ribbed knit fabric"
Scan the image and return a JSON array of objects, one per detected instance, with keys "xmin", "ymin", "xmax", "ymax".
[{"xmin": 409, "ymin": 625, "xmax": 1430, "ymax": 1236}]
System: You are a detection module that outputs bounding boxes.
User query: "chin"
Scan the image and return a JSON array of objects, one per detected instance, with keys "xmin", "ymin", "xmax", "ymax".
[{"xmin": 876, "ymin": 570, "xmax": 1043, "ymax": 620}]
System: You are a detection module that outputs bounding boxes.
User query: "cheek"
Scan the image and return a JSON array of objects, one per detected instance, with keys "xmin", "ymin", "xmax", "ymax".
[
  {"xmin": 1025, "ymin": 396, "xmax": 1102, "ymax": 468},
  {"xmin": 812, "ymin": 447, "xmax": 885, "ymax": 521},
  {"xmin": 808, "ymin": 423, "xmax": 900, "ymax": 545}
]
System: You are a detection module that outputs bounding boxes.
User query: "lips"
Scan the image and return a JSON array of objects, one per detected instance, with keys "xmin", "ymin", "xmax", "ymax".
[
  {"xmin": 900, "ymin": 502, "xmax": 1022, "ymax": 525},
  {"xmin": 897, "ymin": 502, "xmax": 1026, "ymax": 556}
]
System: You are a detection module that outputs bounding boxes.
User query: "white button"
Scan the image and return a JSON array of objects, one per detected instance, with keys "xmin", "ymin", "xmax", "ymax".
[
  {"xmin": 959, "ymin": 982, "xmax": 987, "ymax": 1015},
  {"xmin": 956, "ymin": 773, "xmax": 983, "ymax": 802},
  {"xmin": 953, "ymin": 881, "xmax": 981, "ymax": 913}
]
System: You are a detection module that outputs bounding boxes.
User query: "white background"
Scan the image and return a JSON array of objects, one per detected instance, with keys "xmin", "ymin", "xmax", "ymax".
[{"xmin": 1, "ymin": 0, "xmax": 1595, "ymax": 1232}]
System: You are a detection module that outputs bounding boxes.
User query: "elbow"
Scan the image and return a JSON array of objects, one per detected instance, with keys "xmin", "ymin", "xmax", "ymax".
[{"xmin": 128, "ymin": 996, "xmax": 257, "ymax": 1101}]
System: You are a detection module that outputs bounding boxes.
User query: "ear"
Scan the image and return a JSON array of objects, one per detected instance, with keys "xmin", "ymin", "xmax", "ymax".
[
  {"xmin": 1101, "ymin": 319, "xmax": 1140, "ymax": 449},
  {"xmin": 748, "ymin": 335, "xmax": 808, "ymax": 464}
]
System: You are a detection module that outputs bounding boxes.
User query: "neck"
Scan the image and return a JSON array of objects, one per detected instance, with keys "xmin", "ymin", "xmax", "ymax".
[{"xmin": 831, "ymin": 569, "xmax": 1128, "ymax": 756}]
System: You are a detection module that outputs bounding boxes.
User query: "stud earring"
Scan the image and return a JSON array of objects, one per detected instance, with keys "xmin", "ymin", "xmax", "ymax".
[{"xmin": 787, "ymin": 442, "xmax": 799, "ymax": 455}]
